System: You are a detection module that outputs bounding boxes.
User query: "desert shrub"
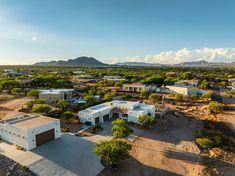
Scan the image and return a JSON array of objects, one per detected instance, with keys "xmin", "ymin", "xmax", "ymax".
[{"xmin": 196, "ymin": 137, "xmax": 214, "ymax": 149}]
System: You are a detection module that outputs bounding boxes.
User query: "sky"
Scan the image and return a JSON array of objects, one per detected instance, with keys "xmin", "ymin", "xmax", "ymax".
[{"xmin": 0, "ymin": 0, "xmax": 235, "ymax": 65}]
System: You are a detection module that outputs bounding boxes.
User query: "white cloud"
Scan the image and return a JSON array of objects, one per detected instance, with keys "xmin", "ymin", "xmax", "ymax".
[{"xmin": 124, "ymin": 48, "xmax": 235, "ymax": 64}]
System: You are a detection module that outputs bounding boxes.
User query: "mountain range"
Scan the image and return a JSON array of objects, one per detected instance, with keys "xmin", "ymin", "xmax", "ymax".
[{"xmin": 34, "ymin": 57, "xmax": 235, "ymax": 67}]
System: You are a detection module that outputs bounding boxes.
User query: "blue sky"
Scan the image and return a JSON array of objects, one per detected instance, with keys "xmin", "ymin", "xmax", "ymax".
[{"xmin": 0, "ymin": 0, "xmax": 235, "ymax": 64}]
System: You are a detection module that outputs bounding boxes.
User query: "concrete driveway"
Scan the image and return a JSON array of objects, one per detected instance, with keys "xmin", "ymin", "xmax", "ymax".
[{"xmin": 0, "ymin": 134, "xmax": 104, "ymax": 176}]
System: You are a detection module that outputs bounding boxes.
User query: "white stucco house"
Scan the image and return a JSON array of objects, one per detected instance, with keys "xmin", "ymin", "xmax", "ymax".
[
  {"xmin": 228, "ymin": 78, "xmax": 235, "ymax": 90},
  {"xmin": 78, "ymin": 100, "xmax": 155, "ymax": 125},
  {"xmin": 175, "ymin": 80, "xmax": 199, "ymax": 87},
  {"xmin": 0, "ymin": 114, "xmax": 61, "ymax": 150},
  {"xmin": 166, "ymin": 85, "xmax": 199, "ymax": 95},
  {"xmin": 39, "ymin": 89, "xmax": 74, "ymax": 103},
  {"xmin": 122, "ymin": 83, "xmax": 157, "ymax": 93}
]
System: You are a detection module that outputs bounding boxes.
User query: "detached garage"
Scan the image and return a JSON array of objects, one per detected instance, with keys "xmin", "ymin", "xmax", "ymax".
[
  {"xmin": 36, "ymin": 129, "xmax": 55, "ymax": 146},
  {"xmin": 0, "ymin": 114, "xmax": 61, "ymax": 150}
]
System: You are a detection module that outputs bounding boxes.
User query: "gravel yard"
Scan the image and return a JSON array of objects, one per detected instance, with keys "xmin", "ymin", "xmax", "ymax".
[{"xmin": 0, "ymin": 154, "xmax": 35, "ymax": 176}]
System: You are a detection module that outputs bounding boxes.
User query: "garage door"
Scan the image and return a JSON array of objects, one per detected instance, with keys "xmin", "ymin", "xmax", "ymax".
[
  {"xmin": 36, "ymin": 129, "xmax": 55, "ymax": 146},
  {"xmin": 95, "ymin": 117, "xmax": 99, "ymax": 124},
  {"xmin": 103, "ymin": 114, "xmax": 109, "ymax": 121}
]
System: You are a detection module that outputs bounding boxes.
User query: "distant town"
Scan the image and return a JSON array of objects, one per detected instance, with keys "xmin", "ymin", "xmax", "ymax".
[{"xmin": 0, "ymin": 63, "xmax": 234, "ymax": 176}]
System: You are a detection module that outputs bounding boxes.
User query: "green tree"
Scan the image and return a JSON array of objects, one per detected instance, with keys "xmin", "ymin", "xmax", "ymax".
[
  {"xmin": 103, "ymin": 92, "xmax": 116, "ymax": 101},
  {"xmin": 11, "ymin": 88, "xmax": 22, "ymax": 96},
  {"xmin": 32, "ymin": 104, "xmax": 52, "ymax": 113},
  {"xmin": 149, "ymin": 93, "xmax": 162, "ymax": 102},
  {"xmin": 114, "ymin": 81, "xmax": 123, "ymax": 87},
  {"xmin": 209, "ymin": 101, "xmax": 223, "ymax": 115},
  {"xmin": 202, "ymin": 92, "xmax": 212, "ymax": 100},
  {"xmin": 62, "ymin": 110, "xmax": 74, "ymax": 124},
  {"xmin": 225, "ymin": 91, "xmax": 235, "ymax": 98},
  {"xmin": 98, "ymin": 80, "xmax": 108, "ymax": 87},
  {"xmin": 0, "ymin": 80, "xmax": 18, "ymax": 90},
  {"xmin": 84, "ymin": 94, "xmax": 95, "ymax": 102},
  {"xmin": 140, "ymin": 89, "xmax": 150, "ymax": 99},
  {"xmin": 95, "ymin": 139, "xmax": 132, "ymax": 168},
  {"xmin": 27, "ymin": 89, "xmax": 39, "ymax": 98},
  {"xmin": 175, "ymin": 93, "xmax": 183, "ymax": 101},
  {"xmin": 220, "ymin": 81, "xmax": 228, "ymax": 88},
  {"xmin": 112, "ymin": 118, "xmax": 133, "ymax": 138},
  {"xmin": 142, "ymin": 75, "xmax": 164, "ymax": 85},
  {"xmin": 138, "ymin": 115, "xmax": 155, "ymax": 128},
  {"xmin": 57, "ymin": 99, "xmax": 69, "ymax": 112},
  {"xmin": 199, "ymin": 80, "xmax": 210, "ymax": 89}
]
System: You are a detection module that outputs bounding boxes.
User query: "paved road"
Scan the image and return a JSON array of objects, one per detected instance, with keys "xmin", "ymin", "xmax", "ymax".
[{"xmin": 0, "ymin": 134, "xmax": 104, "ymax": 176}]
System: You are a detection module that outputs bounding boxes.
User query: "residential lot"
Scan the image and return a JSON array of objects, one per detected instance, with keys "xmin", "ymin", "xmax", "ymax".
[
  {"xmin": 99, "ymin": 112, "xmax": 203, "ymax": 176},
  {"xmin": 0, "ymin": 134, "xmax": 104, "ymax": 176},
  {"xmin": 0, "ymin": 97, "xmax": 32, "ymax": 120}
]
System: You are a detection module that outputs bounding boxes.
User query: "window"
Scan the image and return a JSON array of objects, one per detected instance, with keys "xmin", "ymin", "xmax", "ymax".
[{"xmin": 122, "ymin": 114, "xmax": 128, "ymax": 117}]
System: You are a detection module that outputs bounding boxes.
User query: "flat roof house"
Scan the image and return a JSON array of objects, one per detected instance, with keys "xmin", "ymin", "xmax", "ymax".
[
  {"xmin": 17, "ymin": 78, "xmax": 34, "ymax": 88},
  {"xmin": 228, "ymin": 78, "xmax": 235, "ymax": 90},
  {"xmin": 175, "ymin": 80, "xmax": 199, "ymax": 87},
  {"xmin": 71, "ymin": 74, "xmax": 100, "ymax": 83},
  {"xmin": 39, "ymin": 89, "xmax": 74, "ymax": 103},
  {"xmin": 166, "ymin": 85, "xmax": 199, "ymax": 95},
  {"xmin": 78, "ymin": 100, "xmax": 155, "ymax": 125},
  {"xmin": 122, "ymin": 83, "xmax": 156, "ymax": 93},
  {"xmin": 0, "ymin": 114, "xmax": 61, "ymax": 150}
]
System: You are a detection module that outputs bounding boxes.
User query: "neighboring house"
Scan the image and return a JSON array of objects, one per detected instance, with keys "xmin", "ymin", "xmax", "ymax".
[
  {"xmin": 103, "ymin": 75, "xmax": 122, "ymax": 79},
  {"xmin": 3, "ymin": 70, "xmax": 27, "ymax": 78},
  {"xmin": 0, "ymin": 114, "xmax": 61, "ymax": 150},
  {"xmin": 166, "ymin": 85, "xmax": 199, "ymax": 95},
  {"xmin": 232, "ymin": 82, "xmax": 235, "ymax": 90},
  {"xmin": 122, "ymin": 83, "xmax": 156, "ymax": 93},
  {"xmin": 17, "ymin": 79, "xmax": 34, "ymax": 88},
  {"xmin": 78, "ymin": 100, "xmax": 155, "ymax": 125},
  {"xmin": 71, "ymin": 74, "xmax": 100, "ymax": 83},
  {"xmin": 175, "ymin": 80, "xmax": 199, "ymax": 87},
  {"xmin": 228, "ymin": 79, "xmax": 235, "ymax": 90},
  {"xmin": 39, "ymin": 89, "xmax": 74, "ymax": 103}
]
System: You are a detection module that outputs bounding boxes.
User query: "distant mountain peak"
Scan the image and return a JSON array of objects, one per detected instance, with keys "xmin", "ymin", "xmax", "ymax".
[{"xmin": 34, "ymin": 56, "xmax": 106, "ymax": 66}]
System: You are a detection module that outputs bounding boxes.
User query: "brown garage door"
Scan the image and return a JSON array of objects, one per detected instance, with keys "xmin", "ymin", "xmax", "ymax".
[{"xmin": 36, "ymin": 129, "xmax": 55, "ymax": 146}]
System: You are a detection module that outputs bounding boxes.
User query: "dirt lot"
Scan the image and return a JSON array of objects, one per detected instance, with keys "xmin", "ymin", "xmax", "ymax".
[
  {"xmin": 100, "ymin": 111, "xmax": 204, "ymax": 176},
  {"xmin": 0, "ymin": 97, "xmax": 32, "ymax": 120}
]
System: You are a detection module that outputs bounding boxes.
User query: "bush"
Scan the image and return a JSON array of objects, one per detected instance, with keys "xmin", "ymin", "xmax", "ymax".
[
  {"xmin": 26, "ymin": 99, "xmax": 45, "ymax": 108},
  {"xmin": 32, "ymin": 104, "xmax": 52, "ymax": 113},
  {"xmin": 191, "ymin": 94, "xmax": 199, "ymax": 101},
  {"xmin": 175, "ymin": 93, "xmax": 183, "ymax": 101},
  {"xmin": 202, "ymin": 92, "xmax": 212, "ymax": 100},
  {"xmin": 149, "ymin": 93, "xmax": 162, "ymax": 102},
  {"xmin": 27, "ymin": 89, "xmax": 39, "ymax": 98},
  {"xmin": 11, "ymin": 88, "xmax": 22, "ymax": 95},
  {"xmin": 209, "ymin": 101, "xmax": 224, "ymax": 114},
  {"xmin": 138, "ymin": 115, "xmax": 155, "ymax": 128},
  {"xmin": 196, "ymin": 137, "xmax": 214, "ymax": 149}
]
